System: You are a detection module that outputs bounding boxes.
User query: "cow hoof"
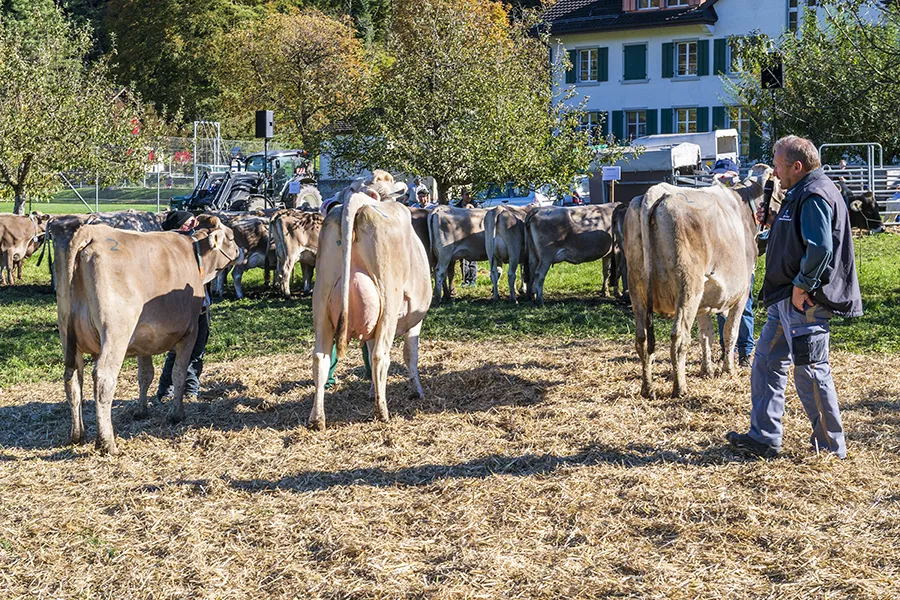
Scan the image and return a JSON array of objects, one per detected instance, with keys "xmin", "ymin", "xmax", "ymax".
[
  {"xmin": 307, "ymin": 418, "xmax": 326, "ymax": 431},
  {"xmin": 95, "ymin": 439, "xmax": 119, "ymax": 456},
  {"xmin": 167, "ymin": 408, "xmax": 185, "ymax": 424},
  {"xmin": 133, "ymin": 407, "xmax": 149, "ymax": 420},
  {"xmin": 71, "ymin": 432, "xmax": 85, "ymax": 445}
]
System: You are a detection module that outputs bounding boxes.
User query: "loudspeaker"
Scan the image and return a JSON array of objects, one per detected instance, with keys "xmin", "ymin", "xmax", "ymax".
[
  {"xmin": 761, "ymin": 53, "xmax": 784, "ymax": 90},
  {"xmin": 255, "ymin": 110, "xmax": 273, "ymax": 138}
]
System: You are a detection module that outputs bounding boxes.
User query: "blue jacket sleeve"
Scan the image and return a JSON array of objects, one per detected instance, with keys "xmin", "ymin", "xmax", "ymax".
[{"xmin": 793, "ymin": 195, "xmax": 833, "ymax": 292}]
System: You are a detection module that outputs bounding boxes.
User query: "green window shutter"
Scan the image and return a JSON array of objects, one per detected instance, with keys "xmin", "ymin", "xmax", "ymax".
[
  {"xmin": 646, "ymin": 109, "xmax": 658, "ymax": 135},
  {"xmin": 600, "ymin": 111, "xmax": 609, "ymax": 138},
  {"xmin": 566, "ymin": 49, "xmax": 577, "ymax": 84},
  {"xmin": 624, "ymin": 45, "xmax": 647, "ymax": 81},
  {"xmin": 697, "ymin": 39, "xmax": 710, "ymax": 77},
  {"xmin": 662, "ymin": 42, "xmax": 674, "ymax": 79},
  {"xmin": 696, "ymin": 106, "xmax": 709, "ymax": 132},
  {"xmin": 598, "ymin": 47, "xmax": 609, "ymax": 82},
  {"xmin": 712, "ymin": 106, "xmax": 726, "ymax": 130},
  {"xmin": 660, "ymin": 108, "xmax": 674, "ymax": 134},
  {"xmin": 612, "ymin": 110, "xmax": 624, "ymax": 141},
  {"xmin": 713, "ymin": 39, "xmax": 727, "ymax": 75},
  {"xmin": 749, "ymin": 119, "xmax": 762, "ymax": 160}
]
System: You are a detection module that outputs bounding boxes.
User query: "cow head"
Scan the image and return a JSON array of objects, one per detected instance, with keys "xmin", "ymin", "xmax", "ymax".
[
  {"xmin": 838, "ymin": 178, "xmax": 883, "ymax": 233},
  {"xmin": 194, "ymin": 216, "xmax": 243, "ymax": 284}
]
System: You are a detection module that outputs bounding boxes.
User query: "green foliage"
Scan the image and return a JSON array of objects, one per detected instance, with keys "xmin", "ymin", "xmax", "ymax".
[
  {"xmin": 0, "ymin": 6, "xmax": 150, "ymax": 214},
  {"xmin": 725, "ymin": 0, "xmax": 900, "ymax": 161},
  {"xmin": 333, "ymin": 0, "xmax": 595, "ymax": 199},
  {"xmin": 218, "ymin": 9, "xmax": 372, "ymax": 156}
]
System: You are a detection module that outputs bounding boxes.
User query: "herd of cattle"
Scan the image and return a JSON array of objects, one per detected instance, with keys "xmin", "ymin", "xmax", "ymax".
[{"xmin": 0, "ymin": 168, "xmax": 886, "ymax": 454}]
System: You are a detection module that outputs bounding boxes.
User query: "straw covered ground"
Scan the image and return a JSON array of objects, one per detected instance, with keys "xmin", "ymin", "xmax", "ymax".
[{"xmin": 1, "ymin": 337, "xmax": 899, "ymax": 599}]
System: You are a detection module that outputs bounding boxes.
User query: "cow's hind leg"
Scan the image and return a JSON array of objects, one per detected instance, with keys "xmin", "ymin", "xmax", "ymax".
[
  {"xmin": 301, "ymin": 263, "xmax": 314, "ymax": 295},
  {"xmin": 532, "ymin": 259, "xmax": 552, "ymax": 307},
  {"xmin": 670, "ymin": 295, "xmax": 701, "ymax": 398},
  {"xmin": 371, "ymin": 323, "xmax": 397, "ymax": 422},
  {"xmin": 233, "ymin": 264, "xmax": 247, "ymax": 299},
  {"xmin": 167, "ymin": 332, "xmax": 197, "ymax": 425},
  {"xmin": 93, "ymin": 342, "xmax": 129, "ymax": 455},
  {"xmin": 633, "ymin": 303, "xmax": 656, "ymax": 399},
  {"xmin": 697, "ymin": 315, "xmax": 716, "ymax": 378},
  {"xmin": 506, "ymin": 257, "xmax": 519, "ymax": 304},
  {"xmin": 403, "ymin": 322, "xmax": 424, "ymax": 399},
  {"xmin": 65, "ymin": 352, "xmax": 86, "ymax": 445},
  {"xmin": 280, "ymin": 254, "xmax": 295, "ymax": 297},
  {"xmin": 309, "ymin": 325, "xmax": 334, "ymax": 431},
  {"xmin": 134, "ymin": 356, "xmax": 154, "ymax": 419},
  {"xmin": 433, "ymin": 260, "xmax": 449, "ymax": 307},
  {"xmin": 720, "ymin": 301, "xmax": 743, "ymax": 375},
  {"xmin": 601, "ymin": 255, "xmax": 611, "ymax": 297},
  {"xmin": 490, "ymin": 256, "xmax": 501, "ymax": 303}
]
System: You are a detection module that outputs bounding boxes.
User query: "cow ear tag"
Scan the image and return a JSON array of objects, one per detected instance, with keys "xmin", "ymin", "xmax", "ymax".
[{"xmin": 211, "ymin": 234, "xmax": 219, "ymax": 249}]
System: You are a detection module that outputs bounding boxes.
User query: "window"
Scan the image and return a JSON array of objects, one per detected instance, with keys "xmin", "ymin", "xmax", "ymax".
[
  {"xmin": 676, "ymin": 41, "xmax": 698, "ymax": 76},
  {"xmin": 676, "ymin": 108, "xmax": 697, "ymax": 133},
  {"xmin": 623, "ymin": 44, "xmax": 648, "ymax": 81},
  {"xmin": 788, "ymin": 0, "xmax": 799, "ymax": 32},
  {"xmin": 579, "ymin": 49, "xmax": 598, "ymax": 82},
  {"xmin": 667, "ymin": 0, "xmax": 689, "ymax": 6},
  {"xmin": 727, "ymin": 107, "xmax": 751, "ymax": 159},
  {"xmin": 626, "ymin": 110, "xmax": 647, "ymax": 139},
  {"xmin": 581, "ymin": 111, "xmax": 603, "ymax": 142},
  {"xmin": 637, "ymin": 0, "xmax": 657, "ymax": 9}
]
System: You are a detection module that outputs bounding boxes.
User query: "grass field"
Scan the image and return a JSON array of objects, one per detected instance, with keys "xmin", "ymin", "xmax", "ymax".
[{"xmin": 1, "ymin": 229, "xmax": 900, "ymax": 598}]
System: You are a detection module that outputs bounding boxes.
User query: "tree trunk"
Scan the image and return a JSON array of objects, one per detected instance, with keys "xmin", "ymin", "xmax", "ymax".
[
  {"xmin": 12, "ymin": 187, "xmax": 27, "ymax": 216},
  {"xmin": 433, "ymin": 177, "xmax": 446, "ymax": 205}
]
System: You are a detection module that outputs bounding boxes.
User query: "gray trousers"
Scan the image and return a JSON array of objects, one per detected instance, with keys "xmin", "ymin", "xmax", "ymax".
[{"xmin": 749, "ymin": 298, "xmax": 846, "ymax": 458}]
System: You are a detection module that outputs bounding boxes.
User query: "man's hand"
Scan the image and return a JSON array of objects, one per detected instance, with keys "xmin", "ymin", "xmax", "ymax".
[
  {"xmin": 792, "ymin": 286, "xmax": 815, "ymax": 311},
  {"xmin": 756, "ymin": 202, "xmax": 774, "ymax": 227}
]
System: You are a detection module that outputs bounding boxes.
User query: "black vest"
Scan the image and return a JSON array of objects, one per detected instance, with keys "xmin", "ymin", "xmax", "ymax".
[{"xmin": 761, "ymin": 168, "xmax": 863, "ymax": 317}]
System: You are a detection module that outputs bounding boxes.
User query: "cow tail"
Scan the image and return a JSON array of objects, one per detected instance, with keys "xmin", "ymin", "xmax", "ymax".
[
  {"xmin": 485, "ymin": 207, "xmax": 499, "ymax": 275},
  {"xmin": 335, "ymin": 196, "xmax": 362, "ymax": 359},
  {"xmin": 523, "ymin": 209, "xmax": 536, "ymax": 296},
  {"xmin": 63, "ymin": 228, "xmax": 93, "ymax": 366},
  {"xmin": 639, "ymin": 190, "xmax": 662, "ymax": 338}
]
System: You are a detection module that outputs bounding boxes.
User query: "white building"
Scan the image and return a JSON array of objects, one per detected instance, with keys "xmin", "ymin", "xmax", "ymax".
[{"xmin": 545, "ymin": 0, "xmax": 823, "ymax": 162}]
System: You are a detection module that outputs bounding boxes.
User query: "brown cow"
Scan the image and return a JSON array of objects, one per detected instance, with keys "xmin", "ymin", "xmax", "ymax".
[
  {"xmin": 46, "ymin": 211, "xmax": 162, "ymax": 290},
  {"xmin": 428, "ymin": 206, "xmax": 489, "ymax": 305},
  {"xmin": 269, "ymin": 208, "xmax": 323, "ymax": 297},
  {"xmin": 623, "ymin": 165, "xmax": 779, "ymax": 399},
  {"xmin": 0, "ymin": 212, "xmax": 51, "ymax": 284},
  {"xmin": 58, "ymin": 219, "xmax": 241, "ymax": 454},
  {"xmin": 197, "ymin": 212, "xmax": 273, "ymax": 299},
  {"xmin": 310, "ymin": 189, "xmax": 431, "ymax": 429},
  {"xmin": 524, "ymin": 204, "xmax": 617, "ymax": 306},
  {"xmin": 484, "ymin": 204, "xmax": 532, "ymax": 303}
]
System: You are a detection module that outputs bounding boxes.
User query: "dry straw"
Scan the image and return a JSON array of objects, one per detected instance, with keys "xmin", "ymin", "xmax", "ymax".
[{"xmin": 1, "ymin": 338, "xmax": 898, "ymax": 598}]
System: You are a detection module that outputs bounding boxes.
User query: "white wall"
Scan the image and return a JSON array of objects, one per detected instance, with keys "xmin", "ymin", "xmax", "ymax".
[{"xmin": 551, "ymin": 0, "xmax": 793, "ymax": 122}]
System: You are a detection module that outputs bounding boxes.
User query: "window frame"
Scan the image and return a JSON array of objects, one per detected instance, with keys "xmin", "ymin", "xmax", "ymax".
[
  {"xmin": 667, "ymin": 0, "xmax": 689, "ymax": 6},
  {"xmin": 726, "ymin": 106, "xmax": 751, "ymax": 160},
  {"xmin": 636, "ymin": 0, "xmax": 658, "ymax": 10},
  {"xmin": 675, "ymin": 40, "xmax": 698, "ymax": 77},
  {"xmin": 578, "ymin": 48, "xmax": 598, "ymax": 83},
  {"xmin": 675, "ymin": 107, "xmax": 698, "ymax": 134},
  {"xmin": 625, "ymin": 110, "xmax": 647, "ymax": 140}
]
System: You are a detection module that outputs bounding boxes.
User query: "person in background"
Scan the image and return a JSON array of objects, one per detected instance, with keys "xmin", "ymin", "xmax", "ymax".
[
  {"xmin": 155, "ymin": 211, "xmax": 211, "ymax": 403},
  {"xmin": 711, "ymin": 157, "xmax": 754, "ymax": 368},
  {"xmin": 727, "ymin": 135, "xmax": 863, "ymax": 460},
  {"xmin": 459, "ymin": 190, "xmax": 478, "ymax": 288}
]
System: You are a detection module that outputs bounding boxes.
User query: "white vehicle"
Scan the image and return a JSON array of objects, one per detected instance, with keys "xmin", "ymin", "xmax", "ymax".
[
  {"xmin": 552, "ymin": 175, "xmax": 591, "ymax": 206},
  {"xmin": 476, "ymin": 183, "xmax": 552, "ymax": 208},
  {"xmin": 630, "ymin": 129, "xmax": 740, "ymax": 170}
]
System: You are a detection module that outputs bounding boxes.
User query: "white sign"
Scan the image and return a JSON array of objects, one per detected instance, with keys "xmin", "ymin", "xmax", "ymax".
[
  {"xmin": 602, "ymin": 166, "xmax": 621, "ymax": 181},
  {"xmin": 288, "ymin": 181, "xmax": 301, "ymax": 194}
]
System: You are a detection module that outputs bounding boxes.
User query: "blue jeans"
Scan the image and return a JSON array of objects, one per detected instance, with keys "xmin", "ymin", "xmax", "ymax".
[
  {"xmin": 748, "ymin": 298, "xmax": 846, "ymax": 458},
  {"xmin": 156, "ymin": 310, "xmax": 209, "ymax": 398},
  {"xmin": 718, "ymin": 273, "xmax": 755, "ymax": 358}
]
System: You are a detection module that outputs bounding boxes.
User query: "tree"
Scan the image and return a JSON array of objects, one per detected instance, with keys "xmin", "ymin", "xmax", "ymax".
[
  {"xmin": 725, "ymin": 0, "xmax": 900, "ymax": 161},
  {"xmin": 333, "ymin": 0, "xmax": 594, "ymax": 201},
  {"xmin": 0, "ymin": 8, "xmax": 150, "ymax": 215},
  {"xmin": 218, "ymin": 9, "xmax": 372, "ymax": 156}
]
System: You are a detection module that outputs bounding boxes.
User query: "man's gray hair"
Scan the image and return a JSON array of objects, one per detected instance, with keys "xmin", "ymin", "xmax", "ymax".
[{"xmin": 773, "ymin": 135, "xmax": 821, "ymax": 171}]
